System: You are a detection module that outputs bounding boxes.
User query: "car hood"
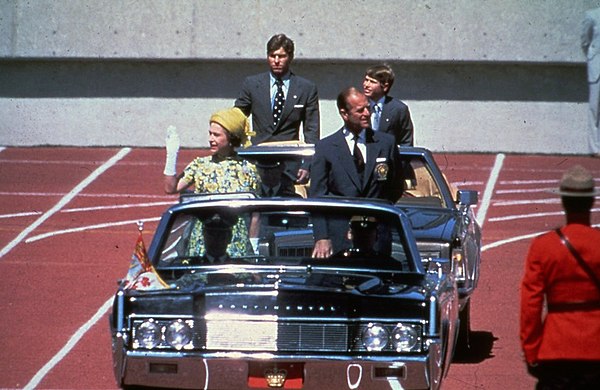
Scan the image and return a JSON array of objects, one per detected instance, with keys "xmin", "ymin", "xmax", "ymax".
[
  {"xmin": 130, "ymin": 271, "xmax": 430, "ymax": 318},
  {"xmin": 176, "ymin": 269, "xmax": 426, "ymax": 295},
  {"xmin": 396, "ymin": 206, "xmax": 456, "ymax": 242},
  {"xmin": 202, "ymin": 283, "xmax": 427, "ymax": 319}
]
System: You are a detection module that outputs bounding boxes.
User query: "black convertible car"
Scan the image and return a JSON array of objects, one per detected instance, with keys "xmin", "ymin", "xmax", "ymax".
[{"xmin": 110, "ymin": 195, "xmax": 459, "ymax": 389}]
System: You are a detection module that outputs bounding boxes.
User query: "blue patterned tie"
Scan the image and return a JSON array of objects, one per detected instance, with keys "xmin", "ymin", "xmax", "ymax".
[{"xmin": 371, "ymin": 104, "xmax": 381, "ymax": 131}]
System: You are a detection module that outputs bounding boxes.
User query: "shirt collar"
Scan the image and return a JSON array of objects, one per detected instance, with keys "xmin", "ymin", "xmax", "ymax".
[
  {"xmin": 343, "ymin": 128, "xmax": 366, "ymax": 141},
  {"xmin": 370, "ymin": 96, "xmax": 385, "ymax": 109},
  {"xmin": 270, "ymin": 71, "xmax": 291, "ymax": 84}
]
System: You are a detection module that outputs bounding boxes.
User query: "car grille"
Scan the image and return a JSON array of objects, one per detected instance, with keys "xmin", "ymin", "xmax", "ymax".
[{"xmin": 205, "ymin": 321, "xmax": 349, "ymax": 352}]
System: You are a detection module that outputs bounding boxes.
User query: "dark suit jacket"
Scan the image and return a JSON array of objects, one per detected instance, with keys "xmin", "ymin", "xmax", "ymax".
[
  {"xmin": 234, "ymin": 71, "xmax": 320, "ymax": 145},
  {"xmin": 310, "ymin": 128, "xmax": 401, "ymax": 200},
  {"xmin": 258, "ymin": 181, "xmax": 301, "ymax": 198},
  {"xmin": 309, "ymin": 128, "xmax": 402, "ymax": 250},
  {"xmin": 378, "ymin": 95, "xmax": 414, "ymax": 146}
]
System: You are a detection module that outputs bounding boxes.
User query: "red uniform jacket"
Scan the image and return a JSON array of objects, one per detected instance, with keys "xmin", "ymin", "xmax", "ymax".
[{"xmin": 520, "ymin": 223, "xmax": 600, "ymax": 364}]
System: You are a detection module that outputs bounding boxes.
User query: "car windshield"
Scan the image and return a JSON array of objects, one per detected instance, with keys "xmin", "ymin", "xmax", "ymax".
[{"xmin": 155, "ymin": 204, "xmax": 417, "ymax": 286}]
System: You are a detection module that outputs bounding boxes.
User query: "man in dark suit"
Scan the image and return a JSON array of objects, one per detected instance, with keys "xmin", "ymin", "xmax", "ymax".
[
  {"xmin": 235, "ymin": 33, "xmax": 320, "ymax": 184},
  {"xmin": 362, "ymin": 64, "xmax": 414, "ymax": 146},
  {"xmin": 309, "ymin": 87, "xmax": 402, "ymax": 257}
]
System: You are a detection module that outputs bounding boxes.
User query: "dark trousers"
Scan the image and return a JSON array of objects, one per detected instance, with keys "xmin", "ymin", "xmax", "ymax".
[{"xmin": 532, "ymin": 360, "xmax": 600, "ymax": 390}]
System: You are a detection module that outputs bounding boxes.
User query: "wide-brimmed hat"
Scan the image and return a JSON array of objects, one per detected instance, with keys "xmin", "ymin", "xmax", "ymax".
[{"xmin": 550, "ymin": 165, "xmax": 599, "ymax": 197}]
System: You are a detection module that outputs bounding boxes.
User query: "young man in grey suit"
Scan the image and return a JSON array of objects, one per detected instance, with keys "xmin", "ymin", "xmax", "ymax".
[
  {"xmin": 309, "ymin": 87, "xmax": 403, "ymax": 258},
  {"xmin": 235, "ymin": 33, "xmax": 320, "ymax": 183},
  {"xmin": 362, "ymin": 64, "xmax": 414, "ymax": 146},
  {"xmin": 582, "ymin": 8, "xmax": 600, "ymax": 156}
]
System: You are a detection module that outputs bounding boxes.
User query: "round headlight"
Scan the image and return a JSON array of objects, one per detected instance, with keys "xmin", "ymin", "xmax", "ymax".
[
  {"xmin": 134, "ymin": 320, "xmax": 162, "ymax": 349},
  {"xmin": 165, "ymin": 319, "xmax": 192, "ymax": 350},
  {"xmin": 392, "ymin": 324, "xmax": 419, "ymax": 351},
  {"xmin": 361, "ymin": 323, "xmax": 389, "ymax": 351}
]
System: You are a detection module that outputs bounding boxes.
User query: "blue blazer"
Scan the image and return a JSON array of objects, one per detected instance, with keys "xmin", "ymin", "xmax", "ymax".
[
  {"xmin": 378, "ymin": 95, "xmax": 414, "ymax": 146},
  {"xmin": 309, "ymin": 128, "xmax": 402, "ymax": 249},
  {"xmin": 310, "ymin": 128, "xmax": 401, "ymax": 200}
]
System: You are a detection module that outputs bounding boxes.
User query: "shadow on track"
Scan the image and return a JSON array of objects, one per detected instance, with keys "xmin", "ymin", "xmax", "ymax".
[{"xmin": 453, "ymin": 330, "xmax": 497, "ymax": 363}]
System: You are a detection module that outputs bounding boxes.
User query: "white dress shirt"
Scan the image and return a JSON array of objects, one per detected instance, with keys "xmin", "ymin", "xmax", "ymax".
[
  {"xmin": 370, "ymin": 97, "xmax": 384, "ymax": 131},
  {"xmin": 344, "ymin": 128, "xmax": 367, "ymax": 161},
  {"xmin": 270, "ymin": 72, "xmax": 290, "ymax": 108}
]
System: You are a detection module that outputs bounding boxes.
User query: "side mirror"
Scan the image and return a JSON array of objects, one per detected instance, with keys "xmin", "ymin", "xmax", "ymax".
[{"xmin": 456, "ymin": 190, "xmax": 478, "ymax": 206}]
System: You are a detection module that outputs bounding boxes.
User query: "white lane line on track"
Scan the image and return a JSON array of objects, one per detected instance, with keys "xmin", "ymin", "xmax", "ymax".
[
  {"xmin": 23, "ymin": 297, "xmax": 114, "ymax": 390},
  {"xmin": 0, "ymin": 148, "xmax": 131, "ymax": 259},
  {"xmin": 496, "ymin": 188, "xmax": 555, "ymax": 194},
  {"xmin": 493, "ymin": 198, "xmax": 560, "ymax": 206},
  {"xmin": 489, "ymin": 210, "xmax": 564, "ymax": 222},
  {"xmin": 25, "ymin": 217, "xmax": 161, "ymax": 243},
  {"xmin": 500, "ymin": 179, "xmax": 558, "ymax": 185},
  {"xmin": 494, "ymin": 197, "xmax": 599, "ymax": 207},
  {"xmin": 451, "ymin": 180, "xmax": 484, "ymax": 187},
  {"xmin": 0, "ymin": 191, "xmax": 171, "ymax": 199},
  {"xmin": 0, "ymin": 158, "xmax": 162, "ymax": 166},
  {"xmin": 500, "ymin": 178, "xmax": 600, "ymax": 185},
  {"xmin": 476, "ymin": 153, "xmax": 505, "ymax": 228},
  {"xmin": 0, "ymin": 201, "xmax": 174, "ymax": 220},
  {"xmin": 482, "ymin": 223, "xmax": 600, "ymax": 252},
  {"xmin": 0, "ymin": 211, "xmax": 44, "ymax": 219},
  {"xmin": 62, "ymin": 201, "xmax": 175, "ymax": 213}
]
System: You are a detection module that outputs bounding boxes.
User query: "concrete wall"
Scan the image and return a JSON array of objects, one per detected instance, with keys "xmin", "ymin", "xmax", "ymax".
[{"xmin": 1, "ymin": 0, "xmax": 599, "ymax": 154}]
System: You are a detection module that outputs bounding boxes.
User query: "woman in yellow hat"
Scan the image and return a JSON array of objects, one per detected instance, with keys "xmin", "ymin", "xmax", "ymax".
[{"xmin": 163, "ymin": 107, "xmax": 260, "ymax": 257}]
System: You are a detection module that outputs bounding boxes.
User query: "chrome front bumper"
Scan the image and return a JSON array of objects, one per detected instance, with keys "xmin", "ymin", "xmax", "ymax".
[{"xmin": 113, "ymin": 334, "xmax": 444, "ymax": 390}]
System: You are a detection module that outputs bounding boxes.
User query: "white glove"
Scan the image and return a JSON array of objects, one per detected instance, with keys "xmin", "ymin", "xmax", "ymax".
[{"xmin": 163, "ymin": 125, "xmax": 180, "ymax": 176}]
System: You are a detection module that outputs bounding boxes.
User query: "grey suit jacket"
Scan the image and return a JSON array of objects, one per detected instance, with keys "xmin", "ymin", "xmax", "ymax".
[
  {"xmin": 234, "ymin": 71, "xmax": 320, "ymax": 144},
  {"xmin": 582, "ymin": 8, "xmax": 600, "ymax": 83},
  {"xmin": 377, "ymin": 95, "xmax": 414, "ymax": 146}
]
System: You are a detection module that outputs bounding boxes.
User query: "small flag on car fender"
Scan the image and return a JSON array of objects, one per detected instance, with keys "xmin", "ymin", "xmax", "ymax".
[{"xmin": 123, "ymin": 222, "xmax": 169, "ymax": 290}]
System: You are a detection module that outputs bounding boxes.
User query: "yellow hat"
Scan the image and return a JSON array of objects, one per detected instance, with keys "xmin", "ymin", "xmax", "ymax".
[{"xmin": 209, "ymin": 107, "xmax": 253, "ymax": 147}]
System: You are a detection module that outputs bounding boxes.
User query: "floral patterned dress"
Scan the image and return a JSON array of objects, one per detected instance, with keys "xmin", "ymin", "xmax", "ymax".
[{"xmin": 182, "ymin": 155, "xmax": 260, "ymax": 257}]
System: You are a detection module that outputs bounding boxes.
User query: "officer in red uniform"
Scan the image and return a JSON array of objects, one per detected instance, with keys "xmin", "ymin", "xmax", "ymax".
[{"xmin": 520, "ymin": 165, "xmax": 600, "ymax": 389}]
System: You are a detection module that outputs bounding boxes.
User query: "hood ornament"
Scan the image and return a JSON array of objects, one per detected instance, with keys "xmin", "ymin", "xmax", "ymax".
[{"xmin": 265, "ymin": 367, "xmax": 287, "ymax": 388}]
